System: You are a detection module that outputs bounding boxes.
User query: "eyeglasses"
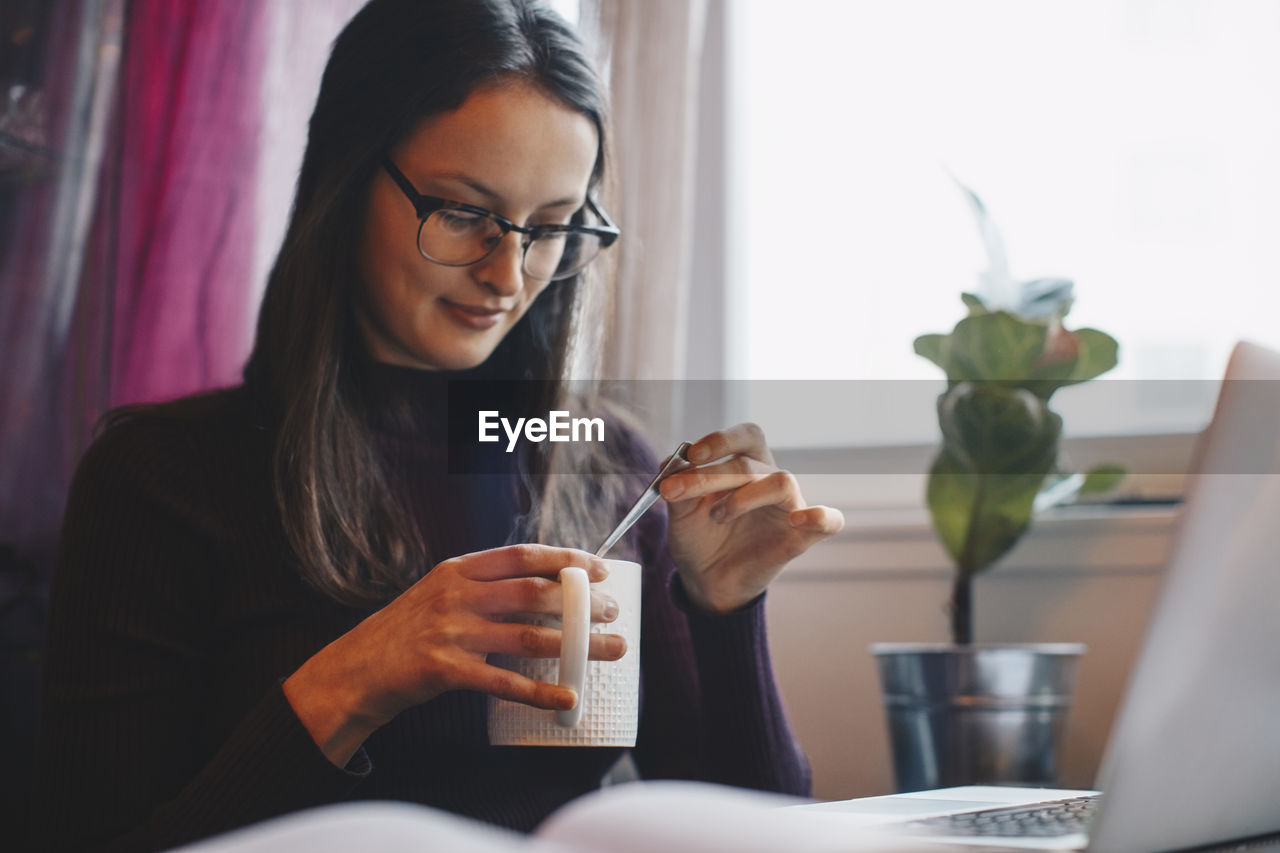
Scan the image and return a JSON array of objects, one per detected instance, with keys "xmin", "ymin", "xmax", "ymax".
[{"xmin": 380, "ymin": 157, "xmax": 620, "ymax": 282}]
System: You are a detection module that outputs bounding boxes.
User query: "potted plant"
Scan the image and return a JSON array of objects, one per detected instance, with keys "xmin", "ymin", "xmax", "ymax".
[{"xmin": 872, "ymin": 184, "xmax": 1125, "ymax": 792}]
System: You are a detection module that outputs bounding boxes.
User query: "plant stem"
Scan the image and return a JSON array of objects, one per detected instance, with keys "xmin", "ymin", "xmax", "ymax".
[
  {"xmin": 952, "ymin": 575, "xmax": 973, "ymax": 645},
  {"xmin": 953, "ymin": 472, "xmax": 986, "ymax": 645}
]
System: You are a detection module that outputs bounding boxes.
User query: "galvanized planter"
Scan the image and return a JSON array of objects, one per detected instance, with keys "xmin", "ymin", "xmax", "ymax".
[{"xmin": 870, "ymin": 643, "xmax": 1085, "ymax": 792}]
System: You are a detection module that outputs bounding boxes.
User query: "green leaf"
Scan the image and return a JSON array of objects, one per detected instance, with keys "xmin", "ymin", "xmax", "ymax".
[
  {"xmin": 926, "ymin": 455, "xmax": 1048, "ymax": 578},
  {"xmin": 1026, "ymin": 352, "xmax": 1081, "ymax": 393},
  {"xmin": 1026, "ymin": 328, "xmax": 1120, "ymax": 397},
  {"xmin": 960, "ymin": 292, "xmax": 988, "ymax": 315},
  {"xmin": 946, "ymin": 312, "xmax": 1047, "ymax": 382},
  {"xmin": 936, "ymin": 383, "xmax": 1061, "ymax": 475},
  {"xmin": 927, "ymin": 383, "xmax": 1062, "ymax": 577},
  {"xmin": 1079, "ymin": 464, "xmax": 1127, "ymax": 495},
  {"xmin": 925, "ymin": 450, "xmax": 977, "ymax": 566},
  {"xmin": 1069, "ymin": 329, "xmax": 1120, "ymax": 383},
  {"xmin": 914, "ymin": 333, "xmax": 949, "ymax": 372},
  {"xmin": 964, "ymin": 473, "xmax": 1049, "ymax": 573}
]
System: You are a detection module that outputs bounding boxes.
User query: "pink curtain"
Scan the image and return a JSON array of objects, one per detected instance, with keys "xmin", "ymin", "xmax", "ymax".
[
  {"xmin": 0, "ymin": 0, "xmax": 269, "ymax": 559},
  {"xmin": 108, "ymin": 0, "xmax": 267, "ymax": 406},
  {"xmin": 1, "ymin": 0, "xmax": 350, "ymax": 821}
]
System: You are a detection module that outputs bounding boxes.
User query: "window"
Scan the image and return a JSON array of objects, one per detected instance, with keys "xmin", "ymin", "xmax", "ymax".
[{"xmin": 726, "ymin": 0, "xmax": 1280, "ymax": 449}]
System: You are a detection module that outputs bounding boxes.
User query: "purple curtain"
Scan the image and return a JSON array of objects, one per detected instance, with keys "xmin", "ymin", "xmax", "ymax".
[
  {"xmin": 109, "ymin": 0, "xmax": 266, "ymax": 406},
  {"xmin": 0, "ymin": 0, "xmax": 335, "ymax": 824},
  {"xmin": 1, "ymin": 0, "xmax": 123, "ymax": 566},
  {"xmin": 0, "ymin": 0, "xmax": 267, "ymax": 590}
]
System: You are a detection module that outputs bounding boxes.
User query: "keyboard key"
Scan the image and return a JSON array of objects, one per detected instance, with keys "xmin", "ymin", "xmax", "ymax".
[{"xmin": 902, "ymin": 796, "xmax": 1099, "ymax": 838}]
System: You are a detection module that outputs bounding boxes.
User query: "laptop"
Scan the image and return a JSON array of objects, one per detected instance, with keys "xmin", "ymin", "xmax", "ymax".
[{"xmin": 799, "ymin": 340, "xmax": 1280, "ymax": 851}]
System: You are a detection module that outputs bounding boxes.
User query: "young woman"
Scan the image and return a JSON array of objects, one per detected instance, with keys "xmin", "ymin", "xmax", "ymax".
[{"xmin": 33, "ymin": 1, "xmax": 843, "ymax": 850}]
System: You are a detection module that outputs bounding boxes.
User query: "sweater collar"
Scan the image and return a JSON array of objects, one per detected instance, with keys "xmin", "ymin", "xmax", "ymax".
[{"xmin": 357, "ymin": 359, "xmax": 474, "ymax": 440}]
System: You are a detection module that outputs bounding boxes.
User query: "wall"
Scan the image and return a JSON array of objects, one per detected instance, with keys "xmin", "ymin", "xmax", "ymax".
[{"xmin": 763, "ymin": 499, "xmax": 1179, "ymax": 801}]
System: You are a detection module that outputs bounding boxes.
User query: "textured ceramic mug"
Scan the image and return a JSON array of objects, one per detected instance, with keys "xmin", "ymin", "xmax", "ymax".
[{"xmin": 487, "ymin": 558, "xmax": 641, "ymax": 746}]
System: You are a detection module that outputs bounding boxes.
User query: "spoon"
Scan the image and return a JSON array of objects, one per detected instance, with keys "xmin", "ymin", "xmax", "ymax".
[{"xmin": 594, "ymin": 441, "xmax": 693, "ymax": 557}]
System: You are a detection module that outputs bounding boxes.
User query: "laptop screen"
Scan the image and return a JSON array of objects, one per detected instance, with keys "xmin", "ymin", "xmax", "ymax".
[{"xmin": 1088, "ymin": 341, "xmax": 1280, "ymax": 852}]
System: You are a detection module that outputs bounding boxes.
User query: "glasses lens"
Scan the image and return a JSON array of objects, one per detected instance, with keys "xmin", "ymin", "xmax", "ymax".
[
  {"xmin": 418, "ymin": 209, "xmax": 503, "ymax": 265},
  {"xmin": 526, "ymin": 231, "xmax": 603, "ymax": 281}
]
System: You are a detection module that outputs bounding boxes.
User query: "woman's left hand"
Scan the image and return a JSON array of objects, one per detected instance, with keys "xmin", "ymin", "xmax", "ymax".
[{"xmin": 658, "ymin": 423, "xmax": 844, "ymax": 613}]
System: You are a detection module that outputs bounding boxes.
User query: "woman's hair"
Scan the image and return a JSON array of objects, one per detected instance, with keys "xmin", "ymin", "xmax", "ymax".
[{"xmin": 243, "ymin": 0, "xmax": 630, "ymax": 606}]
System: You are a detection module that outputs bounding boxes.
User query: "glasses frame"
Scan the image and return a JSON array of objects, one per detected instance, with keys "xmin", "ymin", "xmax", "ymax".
[{"xmin": 380, "ymin": 156, "xmax": 620, "ymax": 281}]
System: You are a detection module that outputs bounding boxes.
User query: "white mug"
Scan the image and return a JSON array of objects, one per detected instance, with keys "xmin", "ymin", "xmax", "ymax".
[{"xmin": 487, "ymin": 558, "xmax": 641, "ymax": 746}]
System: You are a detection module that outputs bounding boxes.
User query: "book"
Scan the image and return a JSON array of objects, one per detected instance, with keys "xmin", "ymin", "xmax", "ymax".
[{"xmin": 171, "ymin": 781, "xmax": 917, "ymax": 852}]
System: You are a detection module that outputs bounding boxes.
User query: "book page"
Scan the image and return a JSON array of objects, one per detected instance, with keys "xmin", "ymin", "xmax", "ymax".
[
  {"xmin": 536, "ymin": 781, "xmax": 924, "ymax": 852},
  {"xmin": 173, "ymin": 801, "xmax": 551, "ymax": 853}
]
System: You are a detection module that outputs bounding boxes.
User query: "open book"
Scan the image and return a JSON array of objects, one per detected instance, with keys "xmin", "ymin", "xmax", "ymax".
[{"xmin": 172, "ymin": 781, "xmax": 920, "ymax": 852}]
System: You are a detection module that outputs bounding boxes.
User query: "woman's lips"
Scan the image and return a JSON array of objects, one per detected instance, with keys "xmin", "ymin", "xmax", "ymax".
[{"xmin": 441, "ymin": 300, "xmax": 505, "ymax": 330}]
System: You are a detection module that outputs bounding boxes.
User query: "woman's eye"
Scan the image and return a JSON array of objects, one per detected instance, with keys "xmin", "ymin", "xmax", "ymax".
[{"xmin": 436, "ymin": 210, "xmax": 487, "ymax": 235}]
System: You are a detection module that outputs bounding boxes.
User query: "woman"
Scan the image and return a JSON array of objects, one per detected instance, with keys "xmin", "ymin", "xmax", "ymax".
[{"xmin": 34, "ymin": 1, "xmax": 844, "ymax": 850}]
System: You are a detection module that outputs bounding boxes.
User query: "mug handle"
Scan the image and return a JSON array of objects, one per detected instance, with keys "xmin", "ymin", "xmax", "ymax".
[{"xmin": 555, "ymin": 566, "xmax": 591, "ymax": 727}]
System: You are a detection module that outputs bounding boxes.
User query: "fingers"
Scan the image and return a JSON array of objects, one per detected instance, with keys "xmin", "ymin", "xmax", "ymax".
[
  {"xmin": 475, "ymin": 576, "xmax": 620, "ymax": 624},
  {"xmin": 660, "ymin": 454, "xmax": 770, "ymax": 502},
  {"xmin": 661, "ymin": 427, "xmax": 841, "ymax": 534},
  {"xmin": 470, "ymin": 620, "xmax": 627, "ymax": 661},
  {"xmin": 789, "ymin": 504, "xmax": 845, "ymax": 535},
  {"xmin": 470, "ymin": 663, "xmax": 579, "ymax": 712},
  {"xmin": 686, "ymin": 422, "xmax": 776, "ymax": 468},
  {"xmin": 776, "ymin": 506, "xmax": 846, "ymax": 563},
  {"xmin": 704, "ymin": 470, "xmax": 806, "ymax": 523},
  {"xmin": 446, "ymin": 544, "xmax": 608, "ymax": 583}
]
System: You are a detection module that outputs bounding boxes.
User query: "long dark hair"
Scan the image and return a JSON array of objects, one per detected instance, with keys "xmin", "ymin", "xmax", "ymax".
[{"xmin": 244, "ymin": 0, "xmax": 625, "ymax": 606}]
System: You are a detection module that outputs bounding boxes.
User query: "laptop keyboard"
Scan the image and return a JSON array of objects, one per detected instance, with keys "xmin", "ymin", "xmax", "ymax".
[{"xmin": 902, "ymin": 795, "xmax": 1100, "ymax": 838}]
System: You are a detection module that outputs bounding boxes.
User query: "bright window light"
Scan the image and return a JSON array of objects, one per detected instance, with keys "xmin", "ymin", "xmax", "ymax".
[{"xmin": 729, "ymin": 0, "xmax": 1280, "ymax": 445}]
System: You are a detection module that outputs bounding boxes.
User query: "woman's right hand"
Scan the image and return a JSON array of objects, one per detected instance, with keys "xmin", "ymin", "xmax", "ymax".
[{"xmin": 283, "ymin": 544, "xmax": 625, "ymax": 767}]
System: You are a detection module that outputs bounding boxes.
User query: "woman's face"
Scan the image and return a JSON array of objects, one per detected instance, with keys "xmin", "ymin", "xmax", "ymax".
[{"xmin": 356, "ymin": 80, "xmax": 599, "ymax": 371}]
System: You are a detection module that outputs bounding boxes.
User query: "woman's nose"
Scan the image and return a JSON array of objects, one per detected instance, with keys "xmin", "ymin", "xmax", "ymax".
[{"xmin": 472, "ymin": 231, "xmax": 525, "ymax": 297}]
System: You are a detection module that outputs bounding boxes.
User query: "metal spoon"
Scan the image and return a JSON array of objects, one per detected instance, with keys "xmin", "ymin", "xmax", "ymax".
[{"xmin": 594, "ymin": 441, "xmax": 693, "ymax": 557}]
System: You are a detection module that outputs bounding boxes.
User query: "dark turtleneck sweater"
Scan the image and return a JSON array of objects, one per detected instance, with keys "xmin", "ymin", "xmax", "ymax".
[{"xmin": 32, "ymin": 365, "xmax": 810, "ymax": 852}]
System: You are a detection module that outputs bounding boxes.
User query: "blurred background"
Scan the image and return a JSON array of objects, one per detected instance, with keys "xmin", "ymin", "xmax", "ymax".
[{"xmin": 3, "ymin": 0, "xmax": 1278, "ymax": 823}]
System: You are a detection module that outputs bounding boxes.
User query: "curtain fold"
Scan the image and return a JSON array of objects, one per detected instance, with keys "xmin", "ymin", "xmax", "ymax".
[
  {"xmin": 0, "ymin": 0, "xmax": 373, "ymax": 581},
  {"xmin": 581, "ymin": 0, "xmax": 709, "ymax": 384},
  {"xmin": 0, "ymin": 0, "xmax": 123, "ymax": 565},
  {"xmin": 109, "ymin": 0, "xmax": 267, "ymax": 407},
  {"xmin": 2, "ymin": 4, "xmax": 365, "ymax": 822},
  {"xmin": 1, "ymin": 0, "xmax": 270, "ymax": 571},
  {"xmin": 0, "ymin": 0, "xmax": 125, "ymax": 829}
]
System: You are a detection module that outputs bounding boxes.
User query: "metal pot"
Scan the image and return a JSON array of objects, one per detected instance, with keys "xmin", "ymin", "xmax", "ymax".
[{"xmin": 870, "ymin": 643, "xmax": 1085, "ymax": 792}]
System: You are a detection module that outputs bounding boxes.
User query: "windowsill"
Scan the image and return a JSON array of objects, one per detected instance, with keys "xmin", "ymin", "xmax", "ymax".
[
  {"xmin": 835, "ymin": 500, "xmax": 1180, "ymax": 534},
  {"xmin": 775, "ymin": 430, "xmax": 1199, "ymax": 512},
  {"xmin": 778, "ymin": 501, "xmax": 1182, "ymax": 581}
]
